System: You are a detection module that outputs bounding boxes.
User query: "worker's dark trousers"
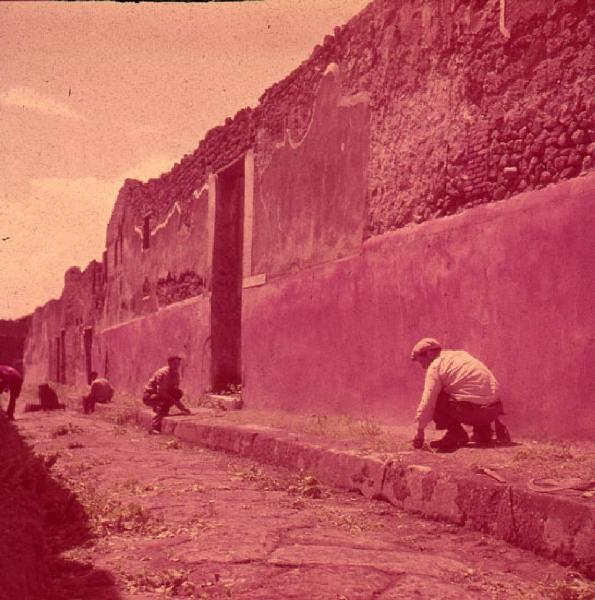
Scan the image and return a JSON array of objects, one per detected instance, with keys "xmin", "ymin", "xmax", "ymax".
[
  {"xmin": 82, "ymin": 395, "xmax": 96, "ymax": 414},
  {"xmin": 433, "ymin": 391, "xmax": 504, "ymax": 431},
  {"xmin": 143, "ymin": 389, "xmax": 183, "ymax": 431},
  {"xmin": 6, "ymin": 378, "xmax": 23, "ymax": 420}
]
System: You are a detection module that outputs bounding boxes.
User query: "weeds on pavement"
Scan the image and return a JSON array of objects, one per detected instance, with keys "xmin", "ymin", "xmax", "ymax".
[
  {"xmin": 229, "ymin": 464, "xmax": 328, "ymax": 499},
  {"xmin": 120, "ymin": 568, "xmax": 196, "ymax": 597},
  {"xmin": 509, "ymin": 443, "xmax": 595, "ymax": 480},
  {"xmin": 316, "ymin": 506, "xmax": 385, "ymax": 534},
  {"xmin": 86, "ymin": 492, "xmax": 155, "ymax": 536},
  {"xmin": 50, "ymin": 422, "xmax": 82, "ymax": 438},
  {"xmin": 541, "ymin": 572, "xmax": 595, "ymax": 600}
]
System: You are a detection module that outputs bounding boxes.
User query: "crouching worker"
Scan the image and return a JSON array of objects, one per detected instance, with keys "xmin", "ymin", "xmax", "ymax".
[
  {"xmin": 143, "ymin": 356, "xmax": 191, "ymax": 434},
  {"xmin": 24, "ymin": 383, "xmax": 65, "ymax": 412},
  {"xmin": 410, "ymin": 339, "xmax": 511, "ymax": 451},
  {"xmin": 0, "ymin": 365, "xmax": 23, "ymax": 421},
  {"xmin": 82, "ymin": 372, "xmax": 114, "ymax": 414},
  {"xmin": 39, "ymin": 383, "xmax": 65, "ymax": 410}
]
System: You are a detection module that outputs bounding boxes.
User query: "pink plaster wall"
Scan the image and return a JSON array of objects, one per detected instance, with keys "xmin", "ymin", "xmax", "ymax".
[
  {"xmin": 252, "ymin": 67, "xmax": 369, "ymax": 276},
  {"xmin": 20, "ymin": 0, "xmax": 595, "ymax": 442},
  {"xmin": 23, "ymin": 262, "xmax": 103, "ymax": 388},
  {"xmin": 96, "ymin": 296, "xmax": 211, "ymax": 400},
  {"xmin": 242, "ymin": 173, "xmax": 595, "ymax": 440},
  {"xmin": 104, "ymin": 186, "xmax": 209, "ymax": 328}
]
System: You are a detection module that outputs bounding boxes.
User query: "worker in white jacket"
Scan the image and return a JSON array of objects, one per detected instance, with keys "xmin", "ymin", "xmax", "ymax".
[{"xmin": 410, "ymin": 338, "xmax": 511, "ymax": 451}]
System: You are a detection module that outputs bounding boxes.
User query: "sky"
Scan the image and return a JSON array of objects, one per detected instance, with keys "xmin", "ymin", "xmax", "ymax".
[{"xmin": 0, "ymin": 0, "xmax": 370, "ymax": 319}]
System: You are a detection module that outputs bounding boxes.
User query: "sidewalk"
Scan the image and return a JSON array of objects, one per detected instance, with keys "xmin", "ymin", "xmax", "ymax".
[{"xmin": 54, "ymin": 388, "xmax": 595, "ymax": 578}]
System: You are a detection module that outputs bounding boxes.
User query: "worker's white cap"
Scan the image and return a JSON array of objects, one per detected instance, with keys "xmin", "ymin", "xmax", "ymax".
[{"xmin": 410, "ymin": 338, "xmax": 442, "ymax": 360}]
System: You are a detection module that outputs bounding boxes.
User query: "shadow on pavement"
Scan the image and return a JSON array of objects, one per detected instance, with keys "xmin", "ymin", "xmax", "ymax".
[{"xmin": 0, "ymin": 413, "xmax": 122, "ymax": 600}]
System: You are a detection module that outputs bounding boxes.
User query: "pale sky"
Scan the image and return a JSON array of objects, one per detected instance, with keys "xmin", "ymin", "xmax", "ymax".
[{"xmin": 0, "ymin": 0, "xmax": 369, "ymax": 319}]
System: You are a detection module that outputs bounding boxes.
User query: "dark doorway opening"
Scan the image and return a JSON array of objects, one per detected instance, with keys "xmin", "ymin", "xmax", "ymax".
[
  {"xmin": 210, "ymin": 158, "xmax": 244, "ymax": 392},
  {"xmin": 60, "ymin": 330, "xmax": 66, "ymax": 384},
  {"xmin": 142, "ymin": 216, "xmax": 151, "ymax": 249},
  {"xmin": 54, "ymin": 331, "xmax": 66, "ymax": 384},
  {"xmin": 55, "ymin": 336, "xmax": 60, "ymax": 382},
  {"xmin": 83, "ymin": 327, "xmax": 93, "ymax": 384}
]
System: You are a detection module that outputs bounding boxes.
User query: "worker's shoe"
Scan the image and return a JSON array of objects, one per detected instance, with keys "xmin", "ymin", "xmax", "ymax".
[
  {"xmin": 148, "ymin": 428, "xmax": 161, "ymax": 435},
  {"xmin": 471, "ymin": 424, "xmax": 493, "ymax": 445},
  {"xmin": 430, "ymin": 427, "xmax": 469, "ymax": 451}
]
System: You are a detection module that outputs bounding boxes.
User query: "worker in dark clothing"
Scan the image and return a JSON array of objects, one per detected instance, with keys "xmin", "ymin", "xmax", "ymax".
[
  {"xmin": 143, "ymin": 355, "xmax": 191, "ymax": 434},
  {"xmin": 0, "ymin": 365, "xmax": 23, "ymax": 421}
]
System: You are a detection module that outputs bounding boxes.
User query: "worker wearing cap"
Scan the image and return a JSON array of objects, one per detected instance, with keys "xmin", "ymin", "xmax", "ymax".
[
  {"xmin": 143, "ymin": 355, "xmax": 191, "ymax": 434},
  {"xmin": 410, "ymin": 339, "xmax": 510, "ymax": 451}
]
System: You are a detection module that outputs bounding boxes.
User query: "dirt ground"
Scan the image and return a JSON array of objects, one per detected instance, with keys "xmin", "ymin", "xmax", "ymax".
[{"xmin": 9, "ymin": 388, "xmax": 595, "ymax": 599}]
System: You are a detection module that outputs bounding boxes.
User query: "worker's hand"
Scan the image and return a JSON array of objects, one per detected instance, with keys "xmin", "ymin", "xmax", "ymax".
[
  {"xmin": 181, "ymin": 408, "xmax": 191, "ymax": 415},
  {"xmin": 412, "ymin": 430, "xmax": 424, "ymax": 449}
]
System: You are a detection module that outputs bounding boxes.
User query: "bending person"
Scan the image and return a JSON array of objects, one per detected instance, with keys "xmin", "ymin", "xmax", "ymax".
[
  {"xmin": 410, "ymin": 338, "xmax": 511, "ymax": 451},
  {"xmin": 83, "ymin": 372, "xmax": 114, "ymax": 414},
  {"xmin": 0, "ymin": 365, "xmax": 23, "ymax": 421},
  {"xmin": 143, "ymin": 355, "xmax": 191, "ymax": 434}
]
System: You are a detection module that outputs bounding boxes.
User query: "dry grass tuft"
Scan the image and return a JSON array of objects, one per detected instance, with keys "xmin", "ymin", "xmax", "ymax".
[
  {"xmin": 50, "ymin": 422, "xmax": 82, "ymax": 438},
  {"xmin": 541, "ymin": 573, "xmax": 595, "ymax": 600}
]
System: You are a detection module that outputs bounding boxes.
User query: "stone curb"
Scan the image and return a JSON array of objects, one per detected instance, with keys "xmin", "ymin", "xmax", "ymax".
[{"xmin": 136, "ymin": 410, "xmax": 595, "ymax": 578}]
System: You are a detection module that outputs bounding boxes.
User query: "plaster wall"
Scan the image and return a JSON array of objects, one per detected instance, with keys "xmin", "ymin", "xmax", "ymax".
[
  {"xmin": 20, "ymin": 0, "xmax": 595, "ymax": 441},
  {"xmin": 23, "ymin": 303, "xmax": 58, "ymax": 386},
  {"xmin": 96, "ymin": 295, "xmax": 211, "ymax": 400},
  {"xmin": 242, "ymin": 173, "xmax": 595, "ymax": 440},
  {"xmin": 252, "ymin": 66, "xmax": 369, "ymax": 277},
  {"xmin": 103, "ymin": 187, "xmax": 209, "ymax": 328},
  {"xmin": 23, "ymin": 261, "xmax": 104, "ymax": 387}
]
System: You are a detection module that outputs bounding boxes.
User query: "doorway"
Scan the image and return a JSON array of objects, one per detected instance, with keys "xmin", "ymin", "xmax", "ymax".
[
  {"xmin": 210, "ymin": 157, "xmax": 244, "ymax": 392},
  {"xmin": 54, "ymin": 330, "xmax": 66, "ymax": 384},
  {"xmin": 83, "ymin": 327, "xmax": 93, "ymax": 384}
]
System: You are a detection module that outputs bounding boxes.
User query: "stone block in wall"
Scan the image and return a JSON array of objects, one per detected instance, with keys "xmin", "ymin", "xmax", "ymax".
[{"xmin": 156, "ymin": 271, "xmax": 205, "ymax": 307}]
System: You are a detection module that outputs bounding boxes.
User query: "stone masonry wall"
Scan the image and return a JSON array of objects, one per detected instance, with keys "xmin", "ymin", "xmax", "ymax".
[{"xmin": 106, "ymin": 0, "xmax": 594, "ymax": 241}]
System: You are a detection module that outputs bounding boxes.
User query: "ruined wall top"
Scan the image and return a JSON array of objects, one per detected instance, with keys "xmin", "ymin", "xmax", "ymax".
[
  {"xmin": 106, "ymin": 0, "xmax": 594, "ymax": 242},
  {"xmin": 33, "ymin": 0, "xmax": 594, "ymax": 325}
]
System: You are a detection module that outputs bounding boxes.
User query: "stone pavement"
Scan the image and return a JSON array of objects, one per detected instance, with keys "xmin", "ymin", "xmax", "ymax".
[
  {"xmin": 126, "ymin": 404, "xmax": 595, "ymax": 579},
  {"xmin": 8, "ymin": 401, "xmax": 595, "ymax": 599}
]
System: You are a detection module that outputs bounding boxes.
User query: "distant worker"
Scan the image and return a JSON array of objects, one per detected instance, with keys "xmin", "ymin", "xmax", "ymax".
[
  {"xmin": 410, "ymin": 339, "xmax": 511, "ymax": 451},
  {"xmin": 143, "ymin": 355, "xmax": 191, "ymax": 434},
  {"xmin": 24, "ymin": 383, "xmax": 65, "ymax": 413},
  {"xmin": 83, "ymin": 372, "xmax": 114, "ymax": 414},
  {"xmin": 39, "ymin": 383, "xmax": 65, "ymax": 410},
  {"xmin": 0, "ymin": 365, "xmax": 23, "ymax": 421}
]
